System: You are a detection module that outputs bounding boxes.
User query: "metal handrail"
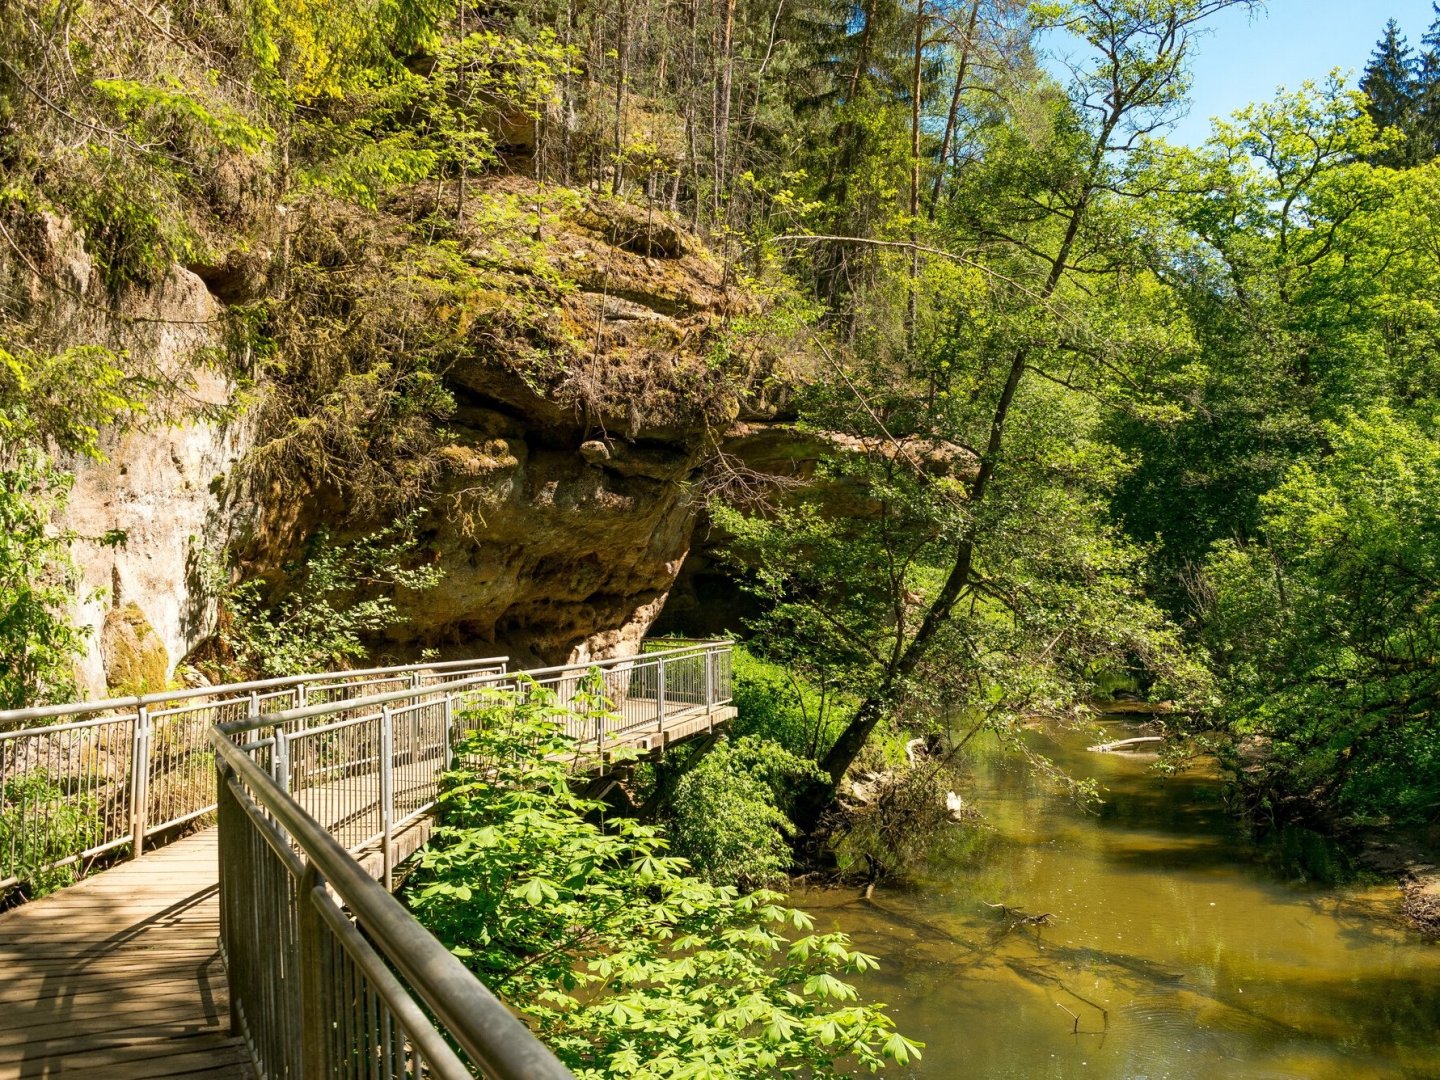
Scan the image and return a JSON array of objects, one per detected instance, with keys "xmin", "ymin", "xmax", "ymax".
[
  {"xmin": 217, "ymin": 640, "xmax": 728, "ymax": 738},
  {"xmin": 210, "ymin": 639, "xmax": 733, "ymax": 1079},
  {"xmin": 212, "ymin": 732, "xmax": 573, "ymax": 1079},
  {"xmin": 0, "ymin": 656, "xmax": 508, "ymax": 892},
  {"xmin": 0, "ymin": 656, "xmax": 512, "ymax": 728}
]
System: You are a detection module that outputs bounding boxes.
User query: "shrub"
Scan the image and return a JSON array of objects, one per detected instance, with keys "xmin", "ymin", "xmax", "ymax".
[
  {"xmin": 730, "ymin": 646, "xmax": 848, "ymax": 760},
  {"xmin": 405, "ymin": 690, "xmax": 921, "ymax": 1078},
  {"xmin": 666, "ymin": 735, "xmax": 824, "ymax": 889},
  {"xmin": 0, "ymin": 771, "xmax": 101, "ymax": 899},
  {"xmin": 210, "ymin": 513, "xmax": 442, "ymax": 678}
]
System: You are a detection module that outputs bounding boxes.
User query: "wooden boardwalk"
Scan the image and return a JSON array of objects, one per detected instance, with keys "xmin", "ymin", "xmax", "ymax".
[
  {"xmin": 0, "ymin": 694, "xmax": 737, "ymax": 1078},
  {"xmin": 0, "ymin": 831, "xmax": 249, "ymax": 1079}
]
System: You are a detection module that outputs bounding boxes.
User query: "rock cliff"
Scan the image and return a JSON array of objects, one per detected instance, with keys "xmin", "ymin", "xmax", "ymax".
[
  {"xmin": 2, "ymin": 215, "xmax": 251, "ymax": 694},
  {"xmin": 10, "ymin": 182, "xmax": 804, "ymax": 691}
]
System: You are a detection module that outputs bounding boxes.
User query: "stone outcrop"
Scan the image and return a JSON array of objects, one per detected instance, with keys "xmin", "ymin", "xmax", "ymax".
[
  {"xmin": 3, "ymin": 214, "xmax": 253, "ymax": 696},
  {"xmin": 100, "ymin": 602, "xmax": 171, "ymax": 694},
  {"xmin": 378, "ymin": 186, "xmax": 794, "ymax": 665},
  {"xmin": 7, "ymin": 184, "xmax": 807, "ymax": 691}
]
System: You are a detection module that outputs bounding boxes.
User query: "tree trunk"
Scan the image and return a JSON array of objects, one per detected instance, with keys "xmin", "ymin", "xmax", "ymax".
[
  {"xmin": 612, "ymin": 0, "xmax": 630, "ymax": 196},
  {"xmin": 906, "ymin": 0, "xmax": 926, "ymax": 350},
  {"xmin": 929, "ymin": 0, "xmax": 981, "ymax": 218},
  {"xmin": 811, "ymin": 167, "xmax": 1101, "ymax": 818},
  {"xmin": 716, "ymin": 0, "xmax": 737, "ymax": 213}
]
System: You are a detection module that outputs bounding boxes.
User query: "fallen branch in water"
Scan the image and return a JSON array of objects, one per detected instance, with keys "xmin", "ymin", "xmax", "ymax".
[
  {"xmin": 1087, "ymin": 736, "xmax": 1164, "ymax": 753},
  {"xmin": 982, "ymin": 900, "xmax": 1054, "ymax": 926}
]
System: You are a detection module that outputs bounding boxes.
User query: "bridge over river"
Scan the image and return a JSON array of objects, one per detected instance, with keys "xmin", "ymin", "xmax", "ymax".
[{"xmin": 0, "ymin": 641, "xmax": 735, "ymax": 1078}]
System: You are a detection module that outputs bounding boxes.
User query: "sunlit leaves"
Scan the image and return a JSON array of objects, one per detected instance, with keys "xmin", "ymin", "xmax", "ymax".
[
  {"xmin": 211, "ymin": 513, "xmax": 443, "ymax": 677},
  {"xmin": 404, "ymin": 695, "xmax": 920, "ymax": 1076},
  {"xmin": 1198, "ymin": 409, "xmax": 1440, "ymax": 823}
]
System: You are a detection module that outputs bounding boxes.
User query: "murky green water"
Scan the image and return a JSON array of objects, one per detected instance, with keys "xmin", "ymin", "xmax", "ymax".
[{"xmin": 794, "ymin": 723, "xmax": 1440, "ymax": 1079}]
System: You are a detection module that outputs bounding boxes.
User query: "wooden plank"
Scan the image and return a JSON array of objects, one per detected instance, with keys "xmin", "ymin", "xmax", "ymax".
[
  {"xmin": 0, "ymin": 988, "xmax": 228, "ymax": 1028},
  {"xmin": 0, "ymin": 829, "xmax": 247, "ymax": 1079},
  {"xmin": 0, "ymin": 1022, "xmax": 235, "ymax": 1064},
  {"xmin": 0, "ymin": 974, "xmax": 229, "ymax": 1006},
  {"xmin": 0, "ymin": 1037, "xmax": 251, "ymax": 1078}
]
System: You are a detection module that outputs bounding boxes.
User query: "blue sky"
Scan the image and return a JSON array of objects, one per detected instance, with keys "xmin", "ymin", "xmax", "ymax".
[{"xmin": 1044, "ymin": 0, "xmax": 1440, "ymax": 145}]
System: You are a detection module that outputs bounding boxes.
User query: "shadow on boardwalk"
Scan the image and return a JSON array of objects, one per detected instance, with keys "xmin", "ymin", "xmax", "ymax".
[{"xmin": 0, "ymin": 830, "xmax": 250, "ymax": 1079}]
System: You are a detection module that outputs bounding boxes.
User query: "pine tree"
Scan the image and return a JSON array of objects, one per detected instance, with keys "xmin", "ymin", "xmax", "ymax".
[
  {"xmin": 1414, "ymin": 4, "xmax": 1440, "ymax": 163},
  {"xmin": 1361, "ymin": 19, "xmax": 1420, "ymax": 166}
]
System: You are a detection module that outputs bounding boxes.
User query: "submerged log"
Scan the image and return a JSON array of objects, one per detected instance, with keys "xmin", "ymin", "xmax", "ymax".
[
  {"xmin": 1087, "ymin": 736, "xmax": 1164, "ymax": 753},
  {"xmin": 1087, "ymin": 698, "xmax": 1175, "ymax": 716}
]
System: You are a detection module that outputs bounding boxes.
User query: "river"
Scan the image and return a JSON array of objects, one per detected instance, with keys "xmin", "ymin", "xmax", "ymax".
[{"xmin": 794, "ymin": 722, "xmax": 1440, "ymax": 1079}]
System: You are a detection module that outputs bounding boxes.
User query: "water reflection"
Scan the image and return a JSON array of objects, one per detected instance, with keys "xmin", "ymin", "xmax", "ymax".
[{"xmin": 794, "ymin": 725, "xmax": 1440, "ymax": 1079}]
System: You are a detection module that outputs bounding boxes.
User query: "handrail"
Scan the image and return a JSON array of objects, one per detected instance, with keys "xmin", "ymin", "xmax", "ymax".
[
  {"xmin": 210, "ymin": 639, "xmax": 733, "ymax": 1078},
  {"xmin": 0, "ymin": 656, "xmax": 508, "ymax": 892},
  {"xmin": 0, "ymin": 655, "xmax": 511, "ymax": 727},
  {"xmin": 217, "ymin": 640, "xmax": 729, "ymax": 738},
  {"xmin": 211, "ymin": 731, "xmax": 573, "ymax": 1079}
]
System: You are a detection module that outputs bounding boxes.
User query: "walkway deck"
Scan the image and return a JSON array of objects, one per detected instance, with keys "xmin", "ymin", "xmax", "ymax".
[
  {"xmin": 0, "ymin": 649, "xmax": 736, "ymax": 1078},
  {"xmin": 0, "ymin": 830, "xmax": 249, "ymax": 1079}
]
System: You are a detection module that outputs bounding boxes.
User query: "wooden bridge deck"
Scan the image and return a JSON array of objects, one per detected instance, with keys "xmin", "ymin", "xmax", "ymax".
[
  {"xmin": 0, "ymin": 830, "xmax": 249, "ymax": 1079},
  {"xmin": 0, "ymin": 697, "xmax": 736, "ymax": 1078}
]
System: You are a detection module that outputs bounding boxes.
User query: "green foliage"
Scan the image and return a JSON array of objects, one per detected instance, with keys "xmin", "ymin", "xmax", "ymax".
[
  {"xmin": 0, "ymin": 771, "xmax": 100, "ymax": 898},
  {"xmin": 0, "ymin": 457, "xmax": 90, "ymax": 710},
  {"xmin": 1356, "ymin": 6, "xmax": 1440, "ymax": 168},
  {"xmin": 666, "ymin": 736, "xmax": 825, "ymax": 889},
  {"xmin": 1196, "ymin": 409, "xmax": 1440, "ymax": 824},
  {"xmin": 0, "ymin": 344, "xmax": 146, "ymax": 458},
  {"xmin": 428, "ymin": 30, "xmax": 578, "ymax": 185},
  {"xmin": 0, "ymin": 344, "xmax": 142, "ymax": 708},
  {"xmin": 1114, "ymin": 77, "xmax": 1421, "ymax": 584},
  {"xmin": 92, "ymin": 78, "xmax": 272, "ymax": 154},
  {"xmin": 716, "ymin": 421, "xmax": 1207, "ymax": 749},
  {"xmin": 729, "ymin": 646, "xmax": 848, "ymax": 759},
  {"xmin": 1104, "ymin": 74, "xmax": 1440, "ymax": 825},
  {"xmin": 406, "ymin": 694, "xmax": 920, "ymax": 1077},
  {"xmin": 248, "ymin": 0, "xmax": 453, "ymax": 104},
  {"xmin": 214, "ymin": 515, "xmax": 441, "ymax": 678}
]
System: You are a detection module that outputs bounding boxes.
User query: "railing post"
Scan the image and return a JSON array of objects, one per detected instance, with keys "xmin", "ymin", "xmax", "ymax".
[
  {"xmin": 442, "ymin": 693, "xmax": 455, "ymax": 764},
  {"xmin": 656, "ymin": 655, "xmax": 667, "ymax": 731},
  {"xmin": 273, "ymin": 728, "xmax": 291, "ymax": 794},
  {"xmin": 296, "ymin": 681, "xmax": 307, "ymax": 708},
  {"xmin": 297, "ymin": 862, "xmax": 331, "ymax": 1078},
  {"xmin": 705, "ymin": 648, "xmax": 714, "ymax": 709},
  {"xmin": 380, "ymin": 703, "xmax": 395, "ymax": 888},
  {"xmin": 214, "ymin": 761, "xmax": 242, "ymax": 1038},
  {"xmin": 129, "ymin": 705, "xmax": 151, "ymax": 859}
]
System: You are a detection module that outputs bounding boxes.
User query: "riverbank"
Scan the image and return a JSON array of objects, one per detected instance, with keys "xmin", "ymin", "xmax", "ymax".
[
  {"xmin": 795, "ymin": 722, "xmax": 1440, "ymax": 1079},
  {"xmin": 1356, "ymin": 828, "xmax": 1440, "ymax": 936}
]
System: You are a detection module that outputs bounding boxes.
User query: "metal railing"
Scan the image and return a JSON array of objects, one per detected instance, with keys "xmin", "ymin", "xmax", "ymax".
[
  {"xmin": 214, "ymin": 732, "xmax": 573, "ymax": 1079},
  {"xmin": 482, "ymin": 641, "xmax": 735, "ymax": 753},
  {"xmin": 217, "ymin": 642, "xmax": 734, "ymax": 885},
  {"xmin": 211, "ymin": 640, "xmax": 733, "ymax": 1080},
  {"xmin": 0, "ymin": 658, "xmax": 508, "ymax": 894}
]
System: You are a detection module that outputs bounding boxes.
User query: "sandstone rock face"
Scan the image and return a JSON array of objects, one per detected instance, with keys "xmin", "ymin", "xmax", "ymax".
[
  {"xmin": 378, "ymin": 189, "xmax": 789, "ymax": 665},
  {"xmin": 4, "ymin": 216, "xmax": 252, "ymax": 696},
  {"xmin": 398, "ymin": 431, "xmax": 702, "ymax": 666},
  {"xmin": 8, "ymin": 187, "xmax": 800, "ymax": 691}
]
